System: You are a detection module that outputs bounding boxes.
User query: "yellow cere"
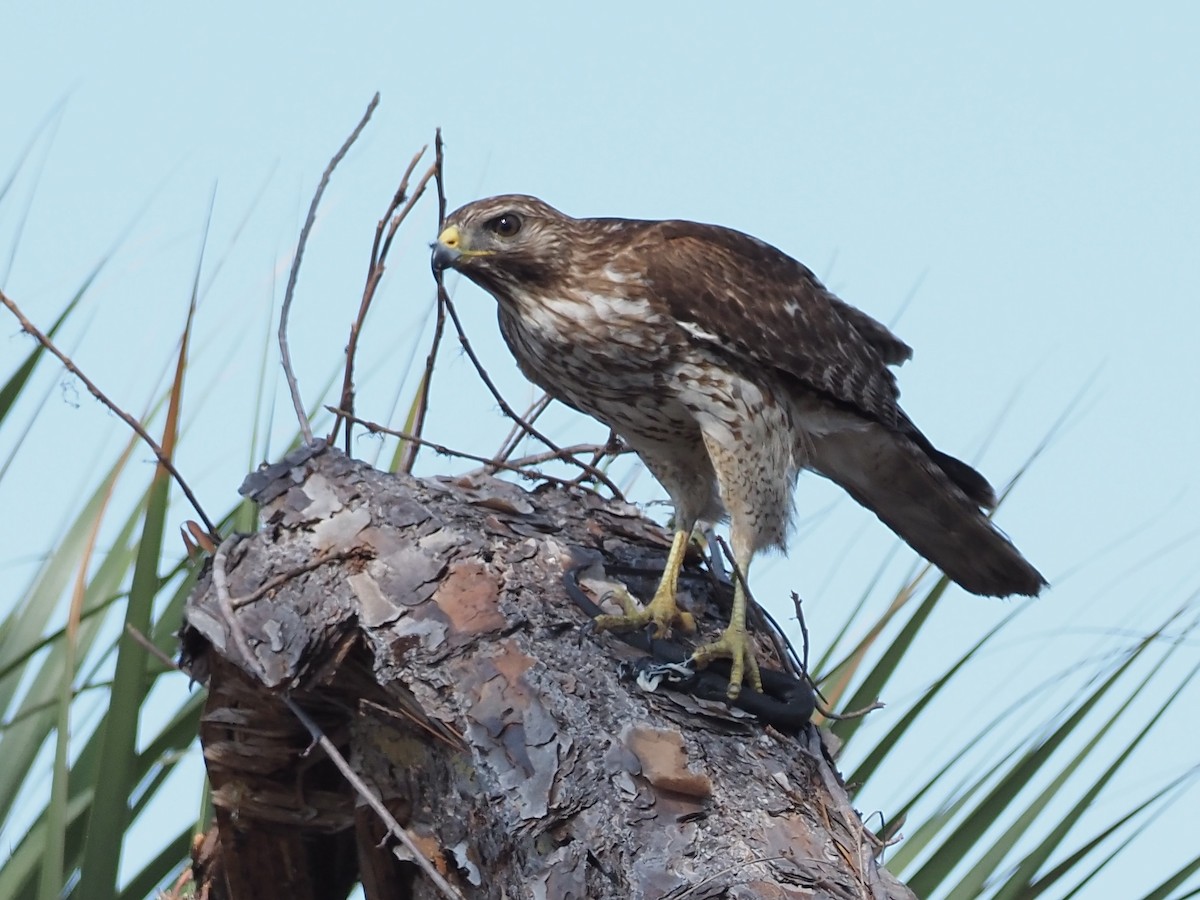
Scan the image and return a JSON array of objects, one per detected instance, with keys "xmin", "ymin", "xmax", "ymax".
[{"xmin": 437, "ymin": 225, "xmax": 461, "ymax": 248}]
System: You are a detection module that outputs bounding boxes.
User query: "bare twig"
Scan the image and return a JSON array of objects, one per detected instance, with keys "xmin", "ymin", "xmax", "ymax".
[
  {"xmin": 791, "ymin": 591, "xmax": 812, "ymax": 681},
  {"xmin": 403, "ymin": 130, "xmax": 622, "ymax": 497},
  {"xmin": 331, "ymin": 146, "xmax": 438, "ymax": 450},
  {"xmin": 710, "ymin": 533, "xmax": 880, "ymax": 720},
  {"xmin": 230, "ymin": 548, "xmax": 366, "ymax": 609},
  {"xmin": 436, "ymin": 284, "xmax": 626, "ymax": 498},
  {"xmin": 491, "ymin": 392, "xmax": 553, "ymax": 466},
  {"xmin": 397, "ymin": 132, "xmax": 449, "ymax": 474},
  {"xmin": 816, "ymin": 698, "xmax": 885, "ymax": 721},
  {"xmin": 212, "ymin": 535, "xmax": 257, "ymax": 672},
  {"xmin": 379, "ymin": 163, "xmax": 437, "ymax": 273},
  {"xmin": 0, "ymin": 288, "xmax": 217, "ymax": 535},
  {"xmin": 360, "ymin": 697, "xmax": 466, "ymax": 751},
  {"xmin": 434, "ymin": 128, "xmax": 447, "ymax": 227},
  {"xmin": 713, "ymin": 534, "xmax": 806, "ymax": 682},
  {"xmin": 328, "ymin": 407, "xmax": 608, "ymax": 493},
  {"xmin": 331, "ymin": 146, "xmax": 426, "ymax": 447},
  {"xmin": 279, "ymin": 92, "xmax": 380, "ymax": 446},
  {"xmin": 123, "ymin": 624, "xmax": 182, "ymax": 672},
  {"xmin": 567, "ymin": 429, "xmax": 627, "ymax": 488},
  {"xmin": 283, "ymin": 695, "xmax": 465, "ymax": 900},
  {"xmin": 586, "ymin": 429, "xmax": 626, "ymax": 471},
  {"xmin": 397, "ymin": 301, "xmax": 448, "ymax": 475},
  {"xmin": 481, "ymin": 441, "xmax": 628, "ymax": 474}
]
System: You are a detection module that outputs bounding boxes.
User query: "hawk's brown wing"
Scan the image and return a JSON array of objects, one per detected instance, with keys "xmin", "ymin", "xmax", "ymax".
[
  {"xmin": 626, "ymin": 219, "xmax": 1047, "ymax": 594},
  {"xmin": 635, "ymin": 219, "xmax": 997, "ymax": 511},
  {"xmin": 639, "ymin": 220, "xmax": 911, "ymax": 428}
]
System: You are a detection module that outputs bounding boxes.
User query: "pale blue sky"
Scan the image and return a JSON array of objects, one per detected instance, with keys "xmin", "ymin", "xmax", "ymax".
[{"xmin": 2, "ymin": 4, "xmax": 1198, "ymax": 897}]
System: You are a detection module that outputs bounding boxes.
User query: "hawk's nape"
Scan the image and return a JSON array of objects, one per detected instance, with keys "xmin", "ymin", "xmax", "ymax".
[{"xmin": 431, "ymin": 194, "xmax": 1045, "ymax": 698}]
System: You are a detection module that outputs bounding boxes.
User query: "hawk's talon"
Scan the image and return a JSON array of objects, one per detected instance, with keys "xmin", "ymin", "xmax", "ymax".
[
  {"xmin": 590, "ymin": 595, "xmax": 696, "ymax": 638},
  {"xmin": 690, "ymin": 624, "xmax": 763, "ymax": 700},
  {"xmin": 592, "ymin": 583, "xmax": 696, "ymax": 639}
]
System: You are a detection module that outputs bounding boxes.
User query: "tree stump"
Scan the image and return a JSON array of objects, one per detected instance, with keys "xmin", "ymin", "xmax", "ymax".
[{"xmin": 181, "ymin": 443, "xmax": 915, "ymax": 900}]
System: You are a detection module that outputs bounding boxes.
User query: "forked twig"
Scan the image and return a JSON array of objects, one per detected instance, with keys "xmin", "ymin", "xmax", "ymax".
[
  {"xmin": 791, "ymin": 591, "xmax": 812, "ymax": 682},
  {"xmin": 483, "ymin": 441, "xmax": 628, "ymax": 473},
  {"xmin": 491, "ymin": 392, "xmax": 553, "ymax": 466},
  {"xmin": 584, "ymin": 429, "xmax": 626, "ymax": 473},
  {"xmin": 330, "ymin": 145, "xmax": 438, "ymax": 450},
  {"xmin": 0, "ymin": 288, "xmax": 217, "ymax": 535},
  {"xmin": 280, "ymin": 93, "xmax": 380, "ymax": 445},
  {"xmin": 329, "ymin": 408, "xmax": 610, "ymax": 493},
  {"xmin": 230, "ymin": 548, "xmax": 364, "ymax": 609},
  {"xmin": 397, "ymin": 129, "xmax": 448, "ymax": 475}
]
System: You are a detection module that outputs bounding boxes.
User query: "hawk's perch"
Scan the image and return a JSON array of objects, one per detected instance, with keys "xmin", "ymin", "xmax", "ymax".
[{"xmin": 432, "ymin": 195, "xmax": 1045, "ymax": 698}]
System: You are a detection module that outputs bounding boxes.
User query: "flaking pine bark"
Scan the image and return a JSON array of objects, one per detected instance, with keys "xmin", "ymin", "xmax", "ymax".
[{"xmin": 181, "ymin": 444, "xmax": 916, "ymax": 900}]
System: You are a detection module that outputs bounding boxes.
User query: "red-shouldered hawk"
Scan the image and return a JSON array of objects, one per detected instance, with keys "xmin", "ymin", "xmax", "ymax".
[{"xmin": 432, "ymin": 195, "xmax": 1045, "ymax": 698}]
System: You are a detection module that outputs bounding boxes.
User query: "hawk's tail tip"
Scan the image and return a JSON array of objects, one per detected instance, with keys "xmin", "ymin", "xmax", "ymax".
[{"xmin": 969, "ymin": 557, "xmax": 1048, "ymax": 599}]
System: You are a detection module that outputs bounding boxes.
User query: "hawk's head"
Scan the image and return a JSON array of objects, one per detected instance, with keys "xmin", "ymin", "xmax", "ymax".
[{"xmin": 431, "ymin": 194, "xmax": 575, "ymax": 295}]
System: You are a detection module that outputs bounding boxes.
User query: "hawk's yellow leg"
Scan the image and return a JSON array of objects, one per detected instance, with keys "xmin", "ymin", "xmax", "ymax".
[
  {"xmin": 691, "ymin": 573, "xmax": 763, "ymax": 700},
  {"xmin": 593, "ymin": 529, "xmax": 697, "ymax": 637}
]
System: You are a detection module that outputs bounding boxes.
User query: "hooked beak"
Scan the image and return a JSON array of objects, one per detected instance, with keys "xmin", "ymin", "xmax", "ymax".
[
  {"xmin": 432, "ymin": 223, "xmax": 495, "ymax": 272},
  {"xmin": 431, "ymin": 225, "xmax": 463, "ymax": 272}
]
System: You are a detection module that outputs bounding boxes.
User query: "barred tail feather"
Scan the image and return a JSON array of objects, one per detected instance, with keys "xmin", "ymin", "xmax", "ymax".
[{"xmin": 810, "ymin": 426, "xmax": 1046, "ymax": 597}]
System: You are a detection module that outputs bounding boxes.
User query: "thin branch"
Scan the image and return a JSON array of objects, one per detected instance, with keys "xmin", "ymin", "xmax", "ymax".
[
  {"xmin": 328, "ymin": 407, "xmax": 607, "ymax": 493},
  {"xmin": 331, "ymin": 146, "xmax": 437, "ymax": 450},
  {"xmin": 481, "ymin": 441, "xmax": 629, "ymax": 473},
  {"xmin": 586, "ymin": 429, "xmax": 626, "ymax": 472},
  {"xmin": 397, "ymin": 131, "xmax": 449, "ymax": 474},
  {"xmin": 491, "ymin": 392, "xmax": 553, "ymax": 465},
  {"xmin": 279, "ymin": 92, "xmax": 380, "ymax": 446},
  {"xmin": 569, "ymin": 428, "xmax": 625, "ymax": 487},
  {"xmin": 712, "ymin": 533, "xmax": 877, "ymax": 719},
  {"xmin": 791, "ymin": 591, "xmax": 812, "ymax": 682},
  {"xmin": 360, "ymin": 697, "xmax": 466, "ymax": 752},
  {"xmin": 397, "ymin": 298, "xmax": 448, "ymax": 475},
  {"xmin": 713, "ymin": 534, "xmax": 803, "ymax": 681},
  {"xmin": 283, "ymin": 695, "xmax": 464, "ymax": 900},
  {"xmin": 123, "ymin": 624, "xmax": 182, "ymax": 672},
  {"xmin": 434, "ymin": 127, "xmax": 447, "ymax": 228},
  {"xmin": 0, "ymin": 288, "xmax": 217, "ymax": 535},
  {"xmin": 212, "ymin": 535, "xmax": 257, "ymax": 672},
  {"xmin": 817, "ymin": 698, "xmax": 886, "ymax": 722},
  {"xmin": 379, "ymin": 162, "xmax": 437, "ymax": 267},
  {"xmin": 230, "ymin": 548, "xmax": 365, "ymax": 609},
  {"xmin": 332, "ymin": 146, "xmax": 426, "ymax": 448}
]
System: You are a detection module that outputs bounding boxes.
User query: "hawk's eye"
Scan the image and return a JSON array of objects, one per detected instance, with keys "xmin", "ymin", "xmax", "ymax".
[{"xmin": 488, "ymin": 214, "xmax": 522, "ymax": 238}]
